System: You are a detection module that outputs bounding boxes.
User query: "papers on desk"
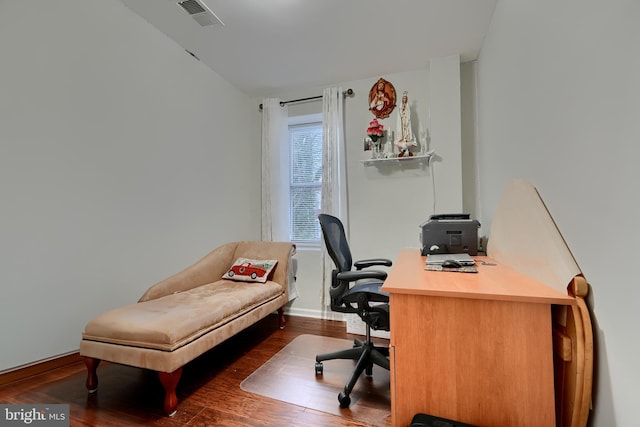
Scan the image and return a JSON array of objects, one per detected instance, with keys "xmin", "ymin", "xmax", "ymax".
[
  {"xmin": 425, "ymin": 253, "xmax": 475, "ymax": 265},
  {"xmin": 425, "ymin": 264, "xmax": 478, "ymax": 273}
]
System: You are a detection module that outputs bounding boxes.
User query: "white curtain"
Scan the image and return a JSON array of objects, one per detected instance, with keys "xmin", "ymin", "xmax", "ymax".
[
  {"xmin": 261, "ymin": 98, "xmax": 289, "ymax": 242},
  {"xmin": 261, "ymin": 98, "xmax": 298, "ymax": 300},
  {"xmin": 320, "ymin": 87, "xmax": 348, "ymax": 309}
]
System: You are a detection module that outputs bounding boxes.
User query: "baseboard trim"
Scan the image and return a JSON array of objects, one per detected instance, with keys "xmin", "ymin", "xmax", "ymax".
[
  {"xmin": 284, "ymin": 307, "xmax": 345, "ymax": 322},
  {"xmin": 0, "ymin": 351, "xmax": 83, "ymax": 386}
]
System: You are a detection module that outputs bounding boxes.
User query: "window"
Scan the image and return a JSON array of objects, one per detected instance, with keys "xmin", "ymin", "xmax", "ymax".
[{"xmin": 289, "ymin": 115, "xmax": 322, "ymax": 245}]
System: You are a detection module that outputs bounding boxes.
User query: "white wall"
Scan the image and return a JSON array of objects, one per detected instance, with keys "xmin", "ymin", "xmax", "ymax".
[
  {"xmin": 477, "ymin": 1, "xmax": 640, "ymax": 425},
  {"xmin": 0, "ymin": 0, "xmax": 260, "ymax": 371},
  {"xmin": 270, "ymin": 63, "xmax": 463, "ymax": 318}
]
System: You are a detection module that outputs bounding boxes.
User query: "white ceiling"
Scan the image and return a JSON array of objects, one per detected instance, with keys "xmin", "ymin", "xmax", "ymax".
[{"xmin": 120, "ymin": 0, "xmax": 497, "ymax": 98}]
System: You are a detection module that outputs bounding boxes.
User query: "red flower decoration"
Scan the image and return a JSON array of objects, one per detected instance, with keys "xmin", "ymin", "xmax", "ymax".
[{"xmin": 366, "ymin": 119, "xmax": 384, "ymax": 142}]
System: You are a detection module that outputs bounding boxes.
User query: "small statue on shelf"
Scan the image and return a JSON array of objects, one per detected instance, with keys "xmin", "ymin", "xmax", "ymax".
[{"xmin": 395, "ymin": 91, "xmax": 416, "ymax": 157}]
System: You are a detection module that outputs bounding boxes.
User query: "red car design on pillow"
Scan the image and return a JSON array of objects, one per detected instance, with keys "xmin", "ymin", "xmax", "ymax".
[{"xmin": 227, "ymin": 262, "xmax": 268, "ymax": 280}]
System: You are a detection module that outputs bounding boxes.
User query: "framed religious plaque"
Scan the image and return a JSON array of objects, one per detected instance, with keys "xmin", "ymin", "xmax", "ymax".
[{"xmin": 368, "ymin": 78, "xmax": 396, "ymax": 119}]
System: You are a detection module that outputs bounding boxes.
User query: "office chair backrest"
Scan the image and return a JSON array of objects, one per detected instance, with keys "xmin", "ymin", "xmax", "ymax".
[{"xmin": 318, "ymin": 214, "xmax": 353, "ymax": 273}]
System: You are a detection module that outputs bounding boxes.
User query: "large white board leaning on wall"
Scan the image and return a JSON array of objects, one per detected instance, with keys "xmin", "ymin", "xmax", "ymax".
[{"xmin": 487, "ymin": 178, "xmax": 593, "ymax": 427}]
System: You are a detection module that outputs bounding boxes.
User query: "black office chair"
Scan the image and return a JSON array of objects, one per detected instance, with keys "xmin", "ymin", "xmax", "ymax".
[{"xmin": 315, "ymin": 213, "xmax": 392, "ymax": 408}]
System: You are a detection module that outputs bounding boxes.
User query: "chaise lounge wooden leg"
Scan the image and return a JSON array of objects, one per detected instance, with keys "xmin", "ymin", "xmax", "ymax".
[
  {"xmin": 83, "ymin": 357, "xmax": 100, "ymax": 393},
  {"xmin": 278, "ymin": 307, "xmax": 286, "ymax": 329},
  {"xmin": 158, "ymin": 368, "xmax": 182, "ymax": 417}
]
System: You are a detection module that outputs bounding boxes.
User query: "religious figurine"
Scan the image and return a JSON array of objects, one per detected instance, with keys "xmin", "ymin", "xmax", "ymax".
[{"xmin": 395, "ymin": 91, "xmax": 416, "ymax": 157}]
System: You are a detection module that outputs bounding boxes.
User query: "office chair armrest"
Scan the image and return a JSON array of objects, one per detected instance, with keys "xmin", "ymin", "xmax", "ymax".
[
  {"xmin": 337, "ymin": 270, "xmax": 387, "ymax": 282},
  {"xmin": 354, "ymin": 258, "xmax": 392, "ymax": 270}
]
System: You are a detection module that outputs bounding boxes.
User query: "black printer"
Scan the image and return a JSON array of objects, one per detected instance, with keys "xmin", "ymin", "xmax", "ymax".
[{"xmin": 419, "ymin": 213, "xmax": 480, "ymax": 256}]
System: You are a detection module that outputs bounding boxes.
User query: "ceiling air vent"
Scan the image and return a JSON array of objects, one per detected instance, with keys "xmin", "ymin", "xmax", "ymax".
[{"xmin": 177, "ymin": 0, "xmax": 224, "ymax": 27}]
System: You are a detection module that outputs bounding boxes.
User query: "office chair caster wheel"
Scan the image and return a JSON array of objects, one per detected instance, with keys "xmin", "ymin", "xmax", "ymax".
[
  {"xmin": 315, "ymin": 362, "xmax": 323, "ymax": 375},
  {"xmin": 338, "ymin": 391, "xmax": 351, "ymax": 408}
]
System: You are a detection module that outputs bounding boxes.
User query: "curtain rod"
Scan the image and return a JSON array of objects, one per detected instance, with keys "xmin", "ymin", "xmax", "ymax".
[{"xmin": 259, "ymin": 88, "xmax": 354, "ymax": 110}]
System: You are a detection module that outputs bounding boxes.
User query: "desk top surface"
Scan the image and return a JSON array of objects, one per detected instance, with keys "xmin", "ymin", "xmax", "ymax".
[{"xmin": 381, "ymin": 249, "xmax": 574, "ymax": 305}]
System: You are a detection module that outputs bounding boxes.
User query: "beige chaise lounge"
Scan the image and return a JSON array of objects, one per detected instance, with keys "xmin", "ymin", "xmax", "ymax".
[{"xmin": 80, "ymin": 240, "xmax": 296, "ymax": 416}]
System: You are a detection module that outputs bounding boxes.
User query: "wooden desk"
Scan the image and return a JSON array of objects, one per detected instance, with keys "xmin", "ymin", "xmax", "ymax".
[{"xmin": 381, "ymin": 249, "xmax": 574, "ymax": 427}]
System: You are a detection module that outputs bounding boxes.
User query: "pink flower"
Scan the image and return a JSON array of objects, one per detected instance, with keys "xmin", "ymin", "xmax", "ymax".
[{"xmin": 366, "ymin": 119, "xmax": 384, "ymax": 141}]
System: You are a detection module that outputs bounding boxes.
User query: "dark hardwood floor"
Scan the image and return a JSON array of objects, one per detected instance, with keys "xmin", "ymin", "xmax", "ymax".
[{"xmin": 0, "ymin": 315, "xmax": 390, "ymax": 426}]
